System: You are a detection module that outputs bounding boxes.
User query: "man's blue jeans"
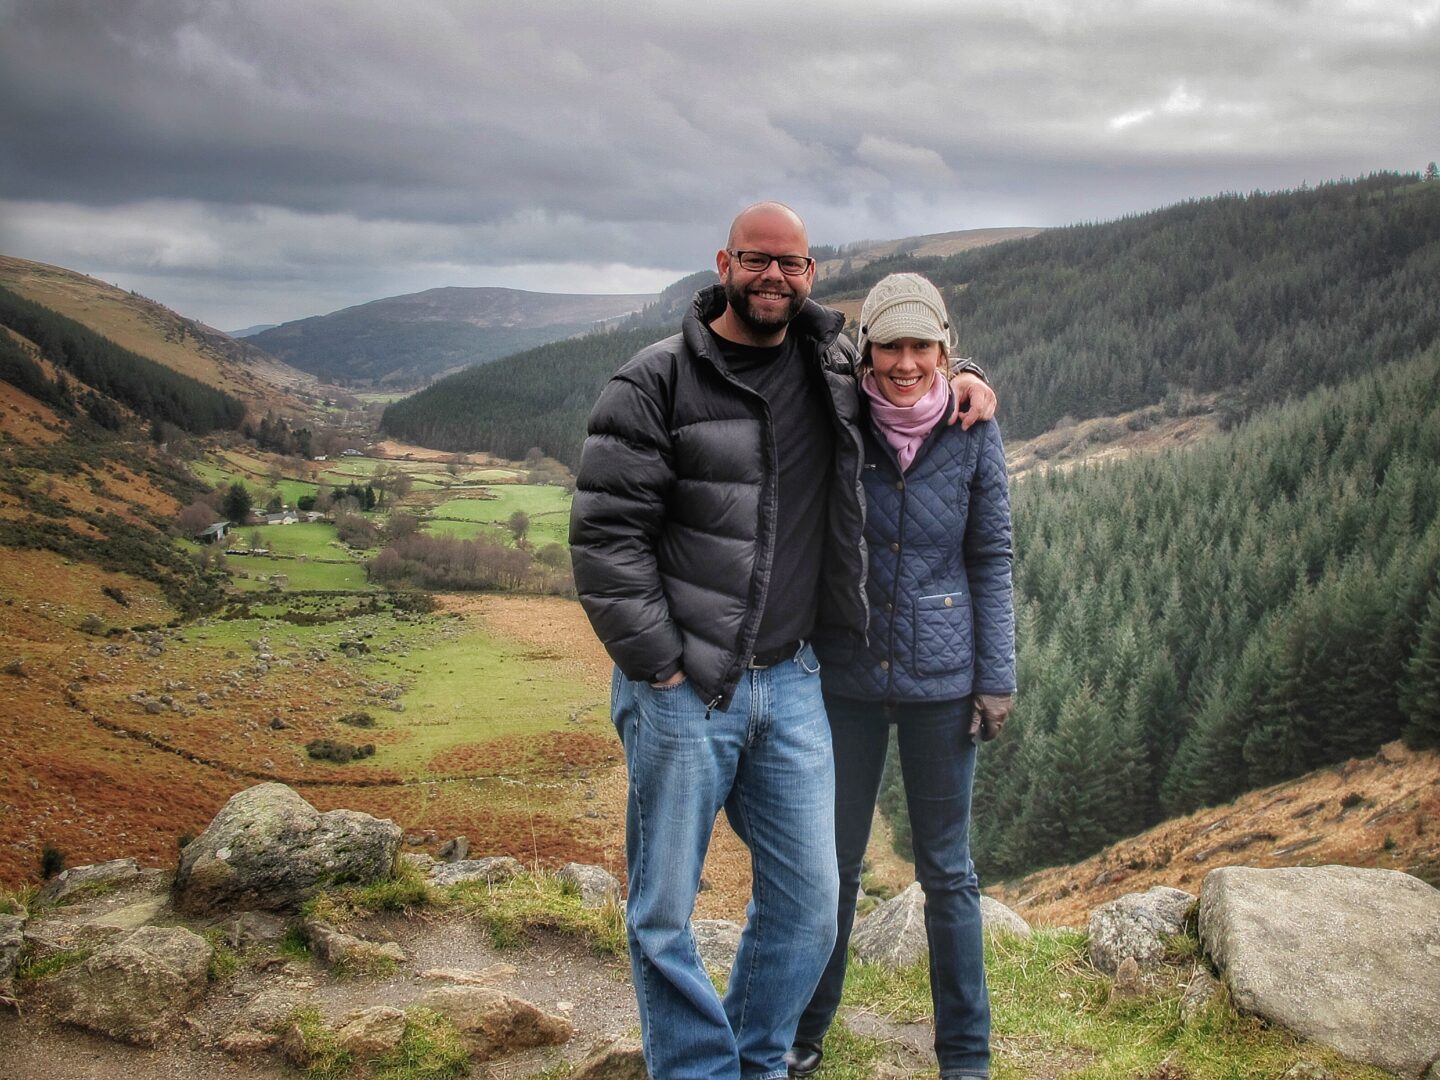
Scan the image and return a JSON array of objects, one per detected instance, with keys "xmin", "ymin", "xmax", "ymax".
[
  {"xmin": 794, "ymin": 695, "xmax": 990, "ymax": 1079},
  {"xmin": 612, "ymin": 644, "xmax": 839, "ymax": 1080}
]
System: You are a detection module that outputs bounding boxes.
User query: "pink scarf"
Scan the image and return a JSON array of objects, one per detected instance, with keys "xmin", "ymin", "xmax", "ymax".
[{"xmin": 860, "ymin": 370, "xmax": 950, "ymax": 472}]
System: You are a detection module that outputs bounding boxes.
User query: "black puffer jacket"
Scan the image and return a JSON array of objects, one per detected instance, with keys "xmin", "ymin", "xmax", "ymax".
[{"xmin": 570, "ymin": 284, "xmax": 869, "ymax": 709}]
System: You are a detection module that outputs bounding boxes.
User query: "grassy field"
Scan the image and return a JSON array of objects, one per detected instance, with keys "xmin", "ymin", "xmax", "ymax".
[
  {"xmin": 430, "ymin": 485, "xmax": 572, "ymax": 547},
  {"xmin": 228, "ymin": 556, "xmax": 372, "ymax": 591}
]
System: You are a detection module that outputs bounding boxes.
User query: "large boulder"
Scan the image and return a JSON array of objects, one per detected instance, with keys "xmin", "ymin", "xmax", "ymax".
[
  {"xmin": 173, "ymin": 783, "xmax": 401, "ymax": 914},
  {"xmin": 1088, "ymin": 885, "xmax": 1195, "ymax": 975},
  {"xmin": 1199, "ymin": 865, "xmax": 1440, "ymax": 1079},
  {"xmin": 852, "ymin": 881, "xmax": 927, "ymax": 968},
  {"xmin": 36, "ymin": 858, "xmax": 141, "ymax": 904},
  {"xmin": 38, "ymin": 925, "xmax": 212, "ymax": 1046},
  {"xmin": 980, "ymin": 896, "xmax": 1032, "ymax": 940},
  {"xmin": 421, "ymin": 985, "xmax": 572, "ymax": 1060}
]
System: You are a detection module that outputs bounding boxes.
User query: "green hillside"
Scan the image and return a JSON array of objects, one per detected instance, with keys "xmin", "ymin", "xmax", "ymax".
[{"xmin": 383, "ymin": 173, "xmax": 1440, "ymax": 468}]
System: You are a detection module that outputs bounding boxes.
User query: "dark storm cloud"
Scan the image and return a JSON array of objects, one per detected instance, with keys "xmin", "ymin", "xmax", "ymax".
[{"xmin": 1, "ymin": 0, "xmax": 1436, "ymax": 327}]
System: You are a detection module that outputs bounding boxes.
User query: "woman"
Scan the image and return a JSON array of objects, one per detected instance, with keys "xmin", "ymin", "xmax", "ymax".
[{"xmin": 795, "ymin": 273, "xmax": 1016, "ymax": 1079}]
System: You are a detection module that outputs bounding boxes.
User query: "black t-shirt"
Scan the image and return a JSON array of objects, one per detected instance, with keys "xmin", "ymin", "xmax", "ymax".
[{"xmin": 713, "ymin": 333, "xmax": 834, "ymax": 652}]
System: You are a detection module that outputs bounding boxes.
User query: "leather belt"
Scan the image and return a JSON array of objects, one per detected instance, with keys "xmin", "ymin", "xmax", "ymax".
[{"xmin": 748, "ymin": 640, "xmax": 803, "ymax": 669}]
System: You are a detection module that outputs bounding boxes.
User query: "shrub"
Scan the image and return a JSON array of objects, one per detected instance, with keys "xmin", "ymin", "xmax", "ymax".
[
  {"xmin": 40, "ymin": 844, "xmax": 65, "ymax": 879},
  {"xmin": 338, "ymin": 711, "xmax": 376, "ymax": 728},
  {"xmin": 305, "ymin": 739, "xmax": 376, "ymax": 764}
]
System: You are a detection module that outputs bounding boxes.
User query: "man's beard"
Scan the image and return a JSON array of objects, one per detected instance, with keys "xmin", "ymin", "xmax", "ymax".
[{"xmin": 722, "ymin": 277, "xmax": 805, "ymax": 335}]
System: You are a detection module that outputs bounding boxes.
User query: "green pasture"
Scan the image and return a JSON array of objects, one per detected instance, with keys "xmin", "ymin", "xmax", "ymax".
[
  {"xmin": 227, "ymin": 555, "xmax": 372, "ymax": 592},
  {"xmin": 421, "ymin": 518, "xmax": 508, "ymax": 543},
  {"xmin": 191, "ymin": 457, "xmax": 318, "ymax": 507},
  {"xmin": 229, "ymin": 522, "xmax": 351, "ymax": 559},
  {"xmin": 430, "ymin": 485, "xmax": 572, "ymax": 547},
  {"xmin": 357, "ymin": 623, "xmax": 605, "ymax": 775}
]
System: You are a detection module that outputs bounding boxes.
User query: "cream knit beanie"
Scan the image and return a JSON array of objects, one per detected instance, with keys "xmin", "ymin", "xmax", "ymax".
[{"xmin": 857, "ymin": 273, "xmax": 954, "ymax": 353}]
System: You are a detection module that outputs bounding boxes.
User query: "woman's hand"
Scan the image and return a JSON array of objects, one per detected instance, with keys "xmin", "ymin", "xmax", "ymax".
[
  {"xmin": 948, "ymin": 372, "xmax": 997, "ymax": 429},
  {"xmin": 969, "ymin": 693, "xmax": 1012, "ymax": 742}
]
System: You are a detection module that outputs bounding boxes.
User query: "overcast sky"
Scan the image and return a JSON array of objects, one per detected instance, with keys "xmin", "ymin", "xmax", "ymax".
[{"xmin": 2, "ymin": 0, "xmax": 1436, "ymax": 330}]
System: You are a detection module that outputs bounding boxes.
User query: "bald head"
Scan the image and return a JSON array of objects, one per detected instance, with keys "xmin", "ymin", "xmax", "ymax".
[{"xmin": 727, "ymin": 202, "xmax": 808, "ymax": 250}]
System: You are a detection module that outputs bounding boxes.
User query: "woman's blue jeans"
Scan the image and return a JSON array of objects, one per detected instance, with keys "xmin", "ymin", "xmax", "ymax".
[
  {"xmin": 794, "ymin": 694, "xmax": 991, "ymax": 1079},
  {"xmin": 612, "ymin": 644, "xmax": 839, "ymax": 1080}
]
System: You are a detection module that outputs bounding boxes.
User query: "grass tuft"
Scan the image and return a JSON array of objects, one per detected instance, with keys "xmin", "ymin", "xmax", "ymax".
[
  {"xmin": 203, "ymin": 926, "xmax": 242, "ymax": 981},
  {"xmin": 17, "ymin": 947, "xmax": 92, "ymax": 981},
  {"xmin": 302, "ymin": 861, "xmax": 435, "ymax": 924},
  {"xmin": 287, "ymin": 1006, "xmax": 354, "ymax": 1080},
  {"xmin": 449, "ymin": 870, "xmax": 625, "ymax": 956},
  {"xmin": 373, "ymin": 1007, "xmax": 471, "ymax": 1080}
]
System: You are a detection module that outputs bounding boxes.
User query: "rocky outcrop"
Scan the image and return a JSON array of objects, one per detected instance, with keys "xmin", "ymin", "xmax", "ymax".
[
  {"xmin": 36, "ymin": 858, "xmax": 141, "ymax": 904},
  {"xmin": 1199, "ymin": 865, "xmax": 1440, "ymax": 1079},
  {"xmin": 571, "ymin": 1037, "xmax": 648, "ymax": 1079},
  {"xmin": 0, "ymin": 912, "xmax": 24, "ymax": 1001},
  {"xmin": 557, "ymin": 862, "xmax": 621, "ymax": 908},
  {"xmin": 1088, "ymin": 885, "xmax": 1194, "ymax": 975},
  {"xmin": 852, "ymin": 881, "xmax": 927, "ymax": 967},
  {"xmin": 334, "ymin": 1005, "xmax": 407, "ymax": 1057},
  {"xmin": 37, "ymin": 925, "xmax": 212, "ymax": 1046},
  {"xmin": 428, "ymin": 855, "xmax": 524, "ymax": 887},
  {"xmin": 305, "ymin": 920, "xmax": 406, "ymax": 971},
  {"xmin": 173, "ymin": 783, "xmax": 401, "ymax": 914},
  {"xmin": 979, "ymin": 895, "xmax": 1031, "ymax": 939},
  {"xmin": 420, "ymin": 985, "xmax": 573, "ymax": 1060}
]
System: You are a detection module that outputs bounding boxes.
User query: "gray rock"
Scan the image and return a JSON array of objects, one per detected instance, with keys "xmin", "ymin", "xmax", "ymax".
[
  {"xmin": 85, "ymin": 898, "xmax": 166, "ymax": 930},
  {"xmin": 39, "ymin": 925, "xmax": 212, "ymax": 1046},
  {"xmin": 224, "ymin": 910, "xmax": 290, "ymax": 950},
  {"xmin": 172, "ymin": 783, "xmax": 401, "ymax": 914},
  {"xmin": 0, "ymin": 912, "xmax": 24, "ymax": 998},
  {"xmin": 1181, "ymin": 968, "xmax": 1221, "ymax": 1020},
  {"xmin": 335, "ymin": 1005, "xmax": 407, "ymax": 1057},
  {"xmin": 980, "ymin": 895, "xmax": 1032, "ymax": 940},
  {"xmin": 421, "ymin": 985, "xmax": 573, "ymax": 1060},
  {"xmin": 1200, "ymin": 865, "xmax": 1440, "ymax": 1079},
  {"xmin": 36, "ymin": 858, "xmax": 141, "ymax": 904},
  {"xmin": 851, "ymin": 881, "xmax": 928, "ymax": 968},
  {"xmin": 1088, "ymin": 885, "xmax": 1195, "ymax": 975},
  {"xmin": 428, "ymin": 856, "xmax": 524, "ymax": 887},
  {"xmin": 438, "ymin": 835, "xmax": 470, "ymax": 862},
  {"xmin": 399, "ymin": 852, "xmax": 435, "ymax": 872},
  {"xmin": 557, "ymin": 862, "xmax": 622, "ymax": 909},
  {"xmin": 234, "ymin": 984, "xmax": 309, "ymax": 1033},
  {"xmin": 305, "ymin": 921, "xmax": 406, "ymax": 971},
  {"xmin": 693, "ymin": 919, "xmax": 742, "ymax": 972},
  {"xmin": 219, "ymin": 1029, "xmax": 280, "ymax": 1055},
  {"xmin": 570, "ymin": 1037, "xmax": 648, "ymax": 1079}
]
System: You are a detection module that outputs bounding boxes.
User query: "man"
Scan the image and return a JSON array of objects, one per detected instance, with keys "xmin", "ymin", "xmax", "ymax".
[{"xmin": 570, "ymin": 203, "xmax": 996, "ymax": 1079}]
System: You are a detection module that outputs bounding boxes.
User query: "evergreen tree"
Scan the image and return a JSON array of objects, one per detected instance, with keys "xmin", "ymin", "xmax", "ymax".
[{"xmin": 1400, "ymin": 587, "xmax": 1440, "ymax": 747}]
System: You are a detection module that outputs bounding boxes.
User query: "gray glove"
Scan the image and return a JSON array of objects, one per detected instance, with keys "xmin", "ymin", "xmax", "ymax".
[{"xmin": 969, "ymin": 694, "xmax": 1012, "ymax": 743}]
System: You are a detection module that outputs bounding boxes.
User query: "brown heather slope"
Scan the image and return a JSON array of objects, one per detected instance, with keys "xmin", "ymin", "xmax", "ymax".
[{"xmin": 0, "ymin": 254, "xmax": 314, "ymax": 415}]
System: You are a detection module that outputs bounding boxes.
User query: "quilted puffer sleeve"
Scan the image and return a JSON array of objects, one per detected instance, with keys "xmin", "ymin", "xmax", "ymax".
[
  {"xmin": 569, "ymin": 368, "xmax": 684, "ymax": 682},
  {"xmin": 963, "ymin": 420, "xmax": 1017, "ymax": 694}
]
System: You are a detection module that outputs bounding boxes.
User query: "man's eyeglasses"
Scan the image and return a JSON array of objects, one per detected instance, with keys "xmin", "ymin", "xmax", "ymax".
[{"xmin": 728, "ymin": 250, "xmax": 815, "ymax": 276}]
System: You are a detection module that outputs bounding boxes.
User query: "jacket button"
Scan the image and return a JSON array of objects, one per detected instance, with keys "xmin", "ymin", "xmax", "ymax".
[
  {"xmin": 885, "ymin": 601, "xmax": 894, "ymax": 613},
  {"xmin": 944, "ymin": 596, "xmax": 954, "ymax": 607},
  {"xmin": 879, "ymin": 660, "xmax": 890, "ymax": 671},
  {"xmin": 895, "ymin": 480, "xmax": 905, "ymax": 491},
  {"xmin": 889, "ymin": 542, "xmax": 899, "ymax": 553}
]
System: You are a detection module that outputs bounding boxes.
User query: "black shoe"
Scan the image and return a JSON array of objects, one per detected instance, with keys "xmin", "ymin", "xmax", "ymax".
[{"xmin": 786, "ymin": 1041, "xmax": 823, "ymax": 1077}]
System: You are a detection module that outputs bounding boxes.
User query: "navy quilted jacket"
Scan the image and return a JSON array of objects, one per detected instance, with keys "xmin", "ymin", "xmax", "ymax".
[{"xmin": 816, "ymin": 396, "xmax": 1016, "ymax": 703}]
